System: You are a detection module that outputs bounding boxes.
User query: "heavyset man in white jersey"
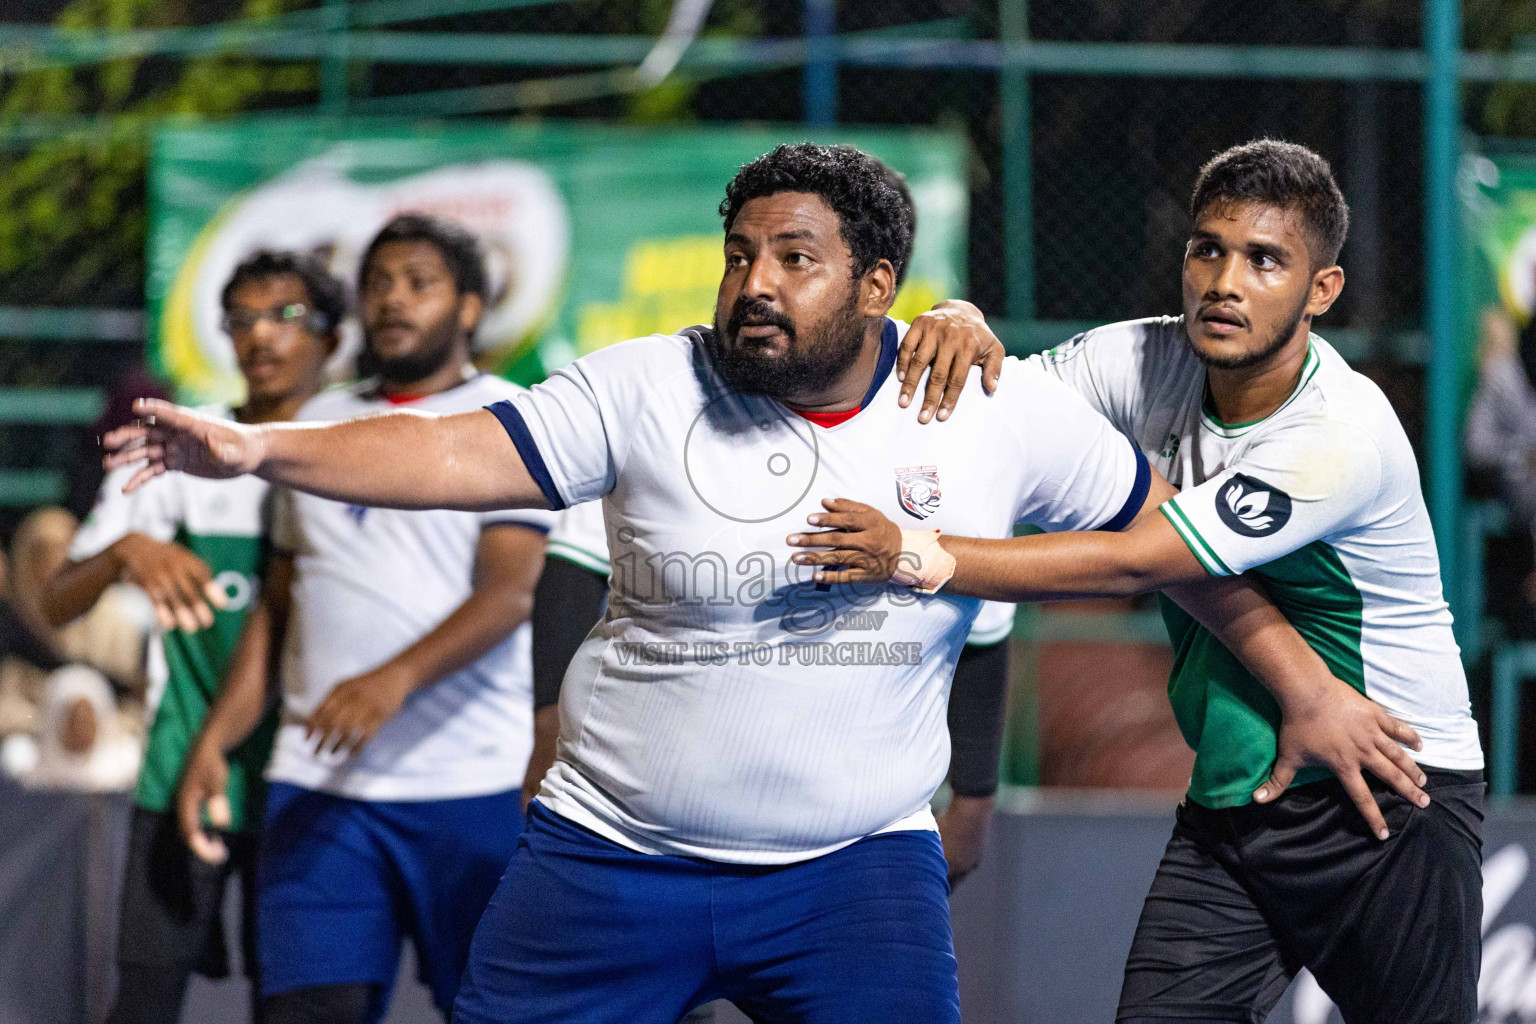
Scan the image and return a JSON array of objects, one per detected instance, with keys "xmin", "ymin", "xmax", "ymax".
[
  {"xmin": 108, "ymin": 143, "xmax": 1421, "ymax": 1024},
  {"xmin": 175, "ymin": 215, "xmax": 551, "ymax": 1024},
  {"xmin": 799, "ymin": 140, "xmax": 1484, "ymax": 1024},
  {"xmin": 529, "ymin": 497, "xmax": 1016, "ymax": 885}
]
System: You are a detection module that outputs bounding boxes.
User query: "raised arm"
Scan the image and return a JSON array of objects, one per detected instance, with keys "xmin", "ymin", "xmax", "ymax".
[
  {"xmin": 789, "ymin": 476, "xmax": 1432, "ymax": 837},
  {"xmin": 103, "ymin": 399, "xmax": 548, "ymax": 513}
]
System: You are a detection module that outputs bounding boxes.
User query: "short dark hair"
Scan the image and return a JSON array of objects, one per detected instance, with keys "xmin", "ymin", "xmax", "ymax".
[
  {"xmin": 221, "ymin": 250, "xmax": 346, "ymax": 335},
  {"xmin": 359, "ymin": 213, "xmax": 487, "ymax": 298},
  {"xmin": 720, "ymin": 143, "xmax": 915, "ymax": 284},
  {"xmin": 1190, "ymin": 139, "xmax": 1350, "ymax": 268}
]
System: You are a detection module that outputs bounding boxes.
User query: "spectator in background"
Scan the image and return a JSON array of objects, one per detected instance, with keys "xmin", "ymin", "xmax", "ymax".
[
  {"xmin": 0, "ymin": 545, "xmax": 67, "ymax": 737},
  {"xmin": 43, "ymin": 250, "xmax": 344, "ymax": 1024},
  {"xmin": 1468, "ymin": 306, "xmax": 1536, "ymax": 610},
  {"xmin": 2, "ymin": 507, "xmax": 150, "ymax": 735},
  {"xmin": 21, "ymin": 665, "xmax": 142, "ymax": 791}
]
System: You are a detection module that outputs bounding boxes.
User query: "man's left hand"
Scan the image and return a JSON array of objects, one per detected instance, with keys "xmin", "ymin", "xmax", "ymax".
[
  {"xmin": 787, "ymin": 499, "xmax": 905, "ymax": 585},
  {"xmin": 305, "ymin": 665, "xmax": 415, "ymax": 757},
  {"xmin": 898, "ymin": 300, "xmax": 1007, "ymax": 424}
]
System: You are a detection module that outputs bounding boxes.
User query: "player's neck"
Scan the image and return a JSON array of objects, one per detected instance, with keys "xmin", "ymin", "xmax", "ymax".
[
  {"xmin": 237, "ymin": 386, "xmax": 318, "ymax": 425},
  {"xmin": 780, "ymin": 322, "xmax": 886, "ymax": 414},
  {"xmin": 379, "ymin": 351, "xmax": 476, "ymax": 400},
  {"xmin": 1205, "ymin": 328, "xmax": 1312, "ymax": 426}
]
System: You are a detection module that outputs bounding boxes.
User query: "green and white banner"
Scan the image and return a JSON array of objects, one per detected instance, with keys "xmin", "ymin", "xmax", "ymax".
[
  {"xmin": 149, "ymin": 119, "xmax": 967, "ymax": 402},
  {"xmin": 1459, "ymin": 149, "xmax": 1536, "ymax": 397}
]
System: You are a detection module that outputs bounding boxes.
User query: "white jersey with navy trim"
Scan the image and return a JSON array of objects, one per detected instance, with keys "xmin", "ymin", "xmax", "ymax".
[
  {"xmin": 1033, "ymin": 317, "xmax": 1481, "ymax": 787},
  {"xmin": 547, "ymin": 497, "xmax": 1014, "ymax": 645},
  {"xmin": 488, "ymin": 318, "xmax": 1147, "ymax": 863},
  {"xmin": 266, "ymin": 374, "xmax": 555, "ymax": 801}
]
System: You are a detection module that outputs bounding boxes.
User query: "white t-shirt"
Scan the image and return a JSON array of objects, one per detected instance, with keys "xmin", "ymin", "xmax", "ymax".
[
  {"xmin": 1033, "ymin": 317, "xmax": 1482, "ymax": 805},
  {"xmin": 266, "ymin": 375, "xmax": 554, "ymax": 801},
  {"xmin": 491, "ymin": 318, "xmax": 1146, "ymax": 863},
  {"xmin": 548, "ymin": 497, "xmax": 1016, "ymax": 646}
]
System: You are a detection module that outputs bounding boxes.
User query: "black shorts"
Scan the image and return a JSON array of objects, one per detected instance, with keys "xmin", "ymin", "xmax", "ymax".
[
  {"xmin": 116, "ymin": 805, "xmax": 259, "ymax": 979},
  {"xmin": 1117, "ymin": 767, "xmax": 1484, "ymax": 1024}
]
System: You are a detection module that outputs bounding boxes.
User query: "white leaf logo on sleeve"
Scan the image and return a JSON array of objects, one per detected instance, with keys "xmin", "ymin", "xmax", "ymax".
[{"xmin": 1216, "ymin": 474, "xmax": 1292, "ymax": 537}]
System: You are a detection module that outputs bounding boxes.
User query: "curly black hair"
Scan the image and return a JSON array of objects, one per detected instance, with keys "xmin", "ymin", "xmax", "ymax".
[
  {"xmin": 220, "ymin": 250, "xmax": 347, "ymax": 335},
  {"xmin": 720, "ymin": 143, "xmax": 915, "ymax": 284},
  {"xmin": 1191, "ymin": 139, "xmax": 1350, "ymax": 268},
  {"xmin": 359, "ymin": 213, "xmax": 488, "ymax": 298}
]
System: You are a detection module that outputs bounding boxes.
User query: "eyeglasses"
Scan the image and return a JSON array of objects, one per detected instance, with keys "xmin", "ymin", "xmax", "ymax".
[{"xmin": 222, "ymin": 303, "xmax": 325, "ymax": 335}]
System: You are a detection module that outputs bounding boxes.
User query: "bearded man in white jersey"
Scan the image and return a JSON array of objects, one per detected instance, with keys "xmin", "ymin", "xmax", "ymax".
[
  {"xmin": 797, "ymin": 139, "xmax": 1485, "ymax": 1024},
  {"xmin": 173, "ymin": 215, "xmax": 552, "ymax": 1024},
  {"xmin": 106, "ymin": 143, "xmax": 1424, "ymax": 1024}
]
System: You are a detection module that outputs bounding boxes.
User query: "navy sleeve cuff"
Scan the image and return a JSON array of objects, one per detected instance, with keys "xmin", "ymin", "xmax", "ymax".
[
  {"xmin": 485, "ymin": 400, "xmax": 568, "ymax": 511},
  {"xmin": 1099, "ymin": 440, "xmax": 1151, "ymax": 532}
]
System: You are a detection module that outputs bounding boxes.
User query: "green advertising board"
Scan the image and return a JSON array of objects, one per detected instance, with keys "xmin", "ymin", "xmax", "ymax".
[
  {"xmin": 148, "ymin": 118, "xmax": 967, "ymax": 403},
  {"xmin": 1459, "ymin": 149, "xmax": 1536, "ymax": 403}
]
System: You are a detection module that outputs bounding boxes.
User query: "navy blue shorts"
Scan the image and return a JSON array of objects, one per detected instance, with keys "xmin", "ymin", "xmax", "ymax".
[
  {"xmin": 257, "ymin": 782, "xmax": 523, "ymax": 1016},
  {"xmin": 453, "ymin": 801, "xmax": 960, "ymax": 1024}
]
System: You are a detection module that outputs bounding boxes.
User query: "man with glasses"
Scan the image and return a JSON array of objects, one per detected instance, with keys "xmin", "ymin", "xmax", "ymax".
[{"xmin": 45, "ymin": 250, "xmax": 343, "ymax": 1024}]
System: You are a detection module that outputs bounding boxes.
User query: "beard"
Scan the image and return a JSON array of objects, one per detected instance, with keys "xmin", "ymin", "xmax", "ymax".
[
  {"xmin": 362, "ymin": 310, "xmax": 462, "ymax": 386},
  {"xmin": 1188, "ymin": 289, "xmax": 1311, "ymax": 372},
  {"xmin": 709, "ymin": 290, "xmax": 867, "ymax": 401}
]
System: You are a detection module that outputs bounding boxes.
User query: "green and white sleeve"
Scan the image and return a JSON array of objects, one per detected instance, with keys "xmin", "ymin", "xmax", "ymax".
[{"xmin": 1161, "ymin": 421, "xmax": 1383, "ymax": 577}]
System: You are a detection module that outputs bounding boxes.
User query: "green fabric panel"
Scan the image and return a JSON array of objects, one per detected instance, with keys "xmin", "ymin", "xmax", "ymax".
[
  {"xmin": 133, "ymin": 530, "xmax": 274, "ymax": 833},
  {"xmin": 1162, "ymin": 539, "xmax": 1366, "ymax": 809}
]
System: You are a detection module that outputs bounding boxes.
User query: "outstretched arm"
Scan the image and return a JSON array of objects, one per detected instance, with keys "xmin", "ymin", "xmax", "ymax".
[
  {"xmin": 789, "ymin": 482, "xmax": 1432, "ymax": 838},
  {"xmin": 103, "ymin": 399, "xmax": 548, "ymax": 513},
  {"xmin": 787, "ymin": 474, "xmax": 1198, "ymax": 600}
]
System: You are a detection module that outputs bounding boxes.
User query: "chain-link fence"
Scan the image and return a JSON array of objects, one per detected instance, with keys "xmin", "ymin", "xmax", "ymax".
[{"xmin": 0, "ymin": 0, "xmax": 1523, "ymax": 783}]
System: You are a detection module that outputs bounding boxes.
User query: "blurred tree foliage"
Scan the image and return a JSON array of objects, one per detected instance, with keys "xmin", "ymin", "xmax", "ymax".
[
  {"xmin": 0, "ymin": 0, "xmax": 315, "ymax": 305},
  {"xmin": 1466, "ymin": 0, "xmax": 1536, "ymax": 137}
]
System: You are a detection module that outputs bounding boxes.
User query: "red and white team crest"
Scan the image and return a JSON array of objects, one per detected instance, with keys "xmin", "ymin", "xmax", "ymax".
[{"xmin": 895, "ymin": 465, "xmax": 942, "ymax": 520}]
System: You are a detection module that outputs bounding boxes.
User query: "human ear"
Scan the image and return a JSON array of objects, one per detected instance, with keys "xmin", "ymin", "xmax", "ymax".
[
  {"xmin": 1306, "ymin": 265, "xmax": 1345, "ymax": 318},
  {"xmin": 859, "ymin": 259, "xmax": 898, "ymax": 317}
]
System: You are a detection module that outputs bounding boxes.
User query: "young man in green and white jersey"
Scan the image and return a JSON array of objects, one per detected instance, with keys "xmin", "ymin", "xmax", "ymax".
[
  {"xmin": 795, "ymin": 140, "xmax": 1484, "ymax": 1023},
  {"xmin": 45, "ymin": 251, "xmax": 342, "ymax": 1024}
]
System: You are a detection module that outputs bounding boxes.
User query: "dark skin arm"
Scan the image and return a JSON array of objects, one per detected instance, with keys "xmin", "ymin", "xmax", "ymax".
[
  {"xmin": 788, "ymin": 475, "xmax": 1432, "ymax": 841},
  {"xmin": 178, "ymin": 551, "xmax": 293, "ymax": 864},
  {"xmin": 43, "ymin": 533, "xmax": 228, "ymax": 633},
  {"xmin": 305, "ymin": 523, "xmax": 547, "ymax": 756}
]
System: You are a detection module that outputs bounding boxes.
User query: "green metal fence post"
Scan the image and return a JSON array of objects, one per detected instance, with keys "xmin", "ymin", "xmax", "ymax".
[
  {"xmin": 802, "ymin": 0, "xmax": 837, "ymax": 125},
  {"xmin": 322, "ymin": 0, "xmax": 350, "ymax": 117},
  {"xmin": 1424, "ymin": 0, "xmax": 1463, "ymax": 637},
  {"xmin": 1000, "ymin": 0, "xmax": 1033, "ymax": 322}
]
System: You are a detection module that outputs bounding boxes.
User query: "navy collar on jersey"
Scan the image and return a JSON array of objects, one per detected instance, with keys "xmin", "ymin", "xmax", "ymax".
[{"xmin": 793, "ymin": 317, "xmax": 899, "ymax": 428}]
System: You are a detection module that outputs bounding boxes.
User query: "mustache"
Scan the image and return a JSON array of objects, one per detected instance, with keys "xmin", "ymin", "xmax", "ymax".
[{"xmin": 726, "ymin": 299, "xmax": 795, "ymax": 340}]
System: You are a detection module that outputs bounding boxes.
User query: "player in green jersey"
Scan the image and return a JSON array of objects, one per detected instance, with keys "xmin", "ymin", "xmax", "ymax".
[
  {"xmin": 796, "ymin": 140, "xmax": 1483, "ymax": 1024},
  {"xmin": 45, "ymin": 251, "xmax": 343, "ymax": 1024}
]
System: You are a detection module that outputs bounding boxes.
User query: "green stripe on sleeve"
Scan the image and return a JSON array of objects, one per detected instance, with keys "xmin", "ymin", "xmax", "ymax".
[
  {"xmin": 547, "ymin": 541, "xmax": 611, "ymax": 577},
  {"xmin": 1160, "ymin": 501, "xmax": 1235, "ymax": 577}
]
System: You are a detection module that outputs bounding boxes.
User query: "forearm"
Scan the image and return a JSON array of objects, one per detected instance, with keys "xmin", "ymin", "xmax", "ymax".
[
  {"xmin": 1163, "ymin": 574, "xmax": 1337, "ymax": 708},
  {"xmin": 942, "ymin": 528, "xmax": 1187, "ymax": 602},
  {"xmin": 40, "ymin": 548, "xmax": 125, "ymax": 627},
  {"xmin": 198, "ymin": 596, "xmax": 280, "ymax": 754},
  {"xmin": 531, "ymin": 557, "xmax": 608, "ymax": 711},
  {"xmin": 381, "ymin": 580, "xmax": 537, "ymax": 696},
  {"xmin": 947, "ymin": 639, "xmax": 1009, "ymax": 798},
  {"xmin": 255, "ymin": 409, "xmax": 546, "ymax": 512}
]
